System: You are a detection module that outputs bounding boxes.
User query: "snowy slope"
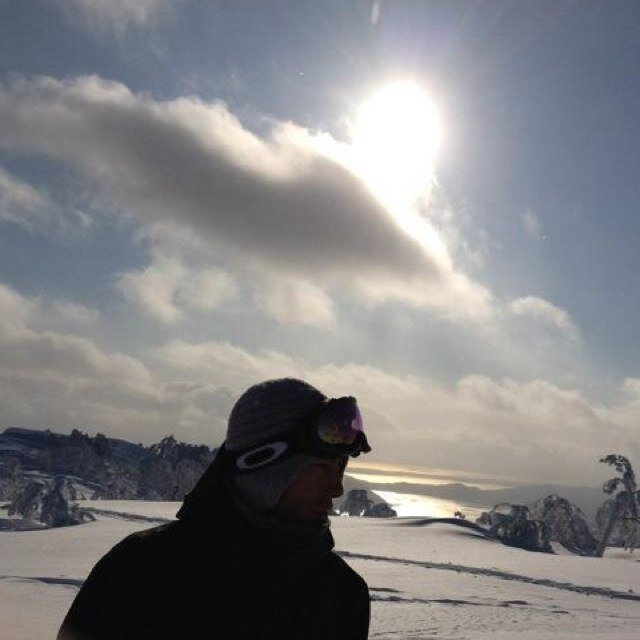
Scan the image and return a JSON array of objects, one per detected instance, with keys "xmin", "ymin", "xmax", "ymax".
[{"xmin": 1, "ymin": 502, "xmax": 640, "ymax": 639}]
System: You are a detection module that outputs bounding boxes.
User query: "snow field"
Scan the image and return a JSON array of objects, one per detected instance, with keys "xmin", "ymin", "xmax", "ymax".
[{"xmin": 1, "ymin": 502, "xmax": 640, "ymax": 639}]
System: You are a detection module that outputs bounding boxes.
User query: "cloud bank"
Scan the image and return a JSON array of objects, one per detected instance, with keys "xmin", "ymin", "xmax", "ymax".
[
  {"xmin": 0, "ymin": 280, "xmax": 635, "ymax": 486},
  {"xmin": 0, "ymin": 75, "xmax": 492, "ymax": 323}
]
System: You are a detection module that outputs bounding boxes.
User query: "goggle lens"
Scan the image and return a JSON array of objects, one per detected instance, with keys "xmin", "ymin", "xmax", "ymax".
[{"xmin": 316, "ymin": 398, "xmax": 364, "ymax": 446}]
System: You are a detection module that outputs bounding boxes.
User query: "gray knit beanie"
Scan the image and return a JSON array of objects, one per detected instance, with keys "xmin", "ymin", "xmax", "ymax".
[{"xmin": 225, "ymin": 378, "xmax": 327, "ymax": 512}]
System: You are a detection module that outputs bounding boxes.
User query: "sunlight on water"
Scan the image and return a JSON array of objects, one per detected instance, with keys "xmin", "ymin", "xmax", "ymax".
[
  {"xmin": 349, "ymin": 472, "xmax": 508, "ymax": 490},
  {"xmin": 346, "ymin": 462, "xmax": 513, "ymax": 489},
  {"xmin": 372, "ymin": 490, "xmax": 486, "ymax": 520}
]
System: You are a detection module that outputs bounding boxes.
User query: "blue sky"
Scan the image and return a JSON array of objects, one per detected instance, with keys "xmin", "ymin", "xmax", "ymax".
[{"xmin": 0, "ymin": 0, "xmax": 639, "ymax": 486}]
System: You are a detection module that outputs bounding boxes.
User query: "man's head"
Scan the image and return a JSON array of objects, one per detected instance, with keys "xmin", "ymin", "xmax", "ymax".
[{"xmin": 224, "ymin": 378, "xmax": 368, "ymax": 524}]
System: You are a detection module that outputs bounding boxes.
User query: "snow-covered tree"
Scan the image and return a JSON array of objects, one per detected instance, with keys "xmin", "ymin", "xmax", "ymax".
[{"xmin": 595, "ymin": 454, "xmax": 640, "ymax": 556}]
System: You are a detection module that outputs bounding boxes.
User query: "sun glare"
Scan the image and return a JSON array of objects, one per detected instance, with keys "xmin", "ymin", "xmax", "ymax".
[
  {"xmin": 351, "ymin": 80, "xmax": 442, "ymax": 211},
  {"xmin": 348, "ymin": 80, "xmax": 447, "ymax": 264}
]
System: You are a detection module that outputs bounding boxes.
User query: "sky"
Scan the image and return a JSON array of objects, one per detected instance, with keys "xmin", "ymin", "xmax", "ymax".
[{"xmin": 0, "ymin": 0, "xmax": 639, "ymax": 487}]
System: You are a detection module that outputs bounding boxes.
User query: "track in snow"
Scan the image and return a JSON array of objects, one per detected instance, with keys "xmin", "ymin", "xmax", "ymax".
[
  {"xmin": 83, "ymin": 507, "xmax": 173, "ymax": 524},
  {"xmin": 339, "ymin": 550, "xmax": 640, "ymax": 602},
  {"xmin": 0, "ymin": 575, "xmax": 83, "ymax": 588}
]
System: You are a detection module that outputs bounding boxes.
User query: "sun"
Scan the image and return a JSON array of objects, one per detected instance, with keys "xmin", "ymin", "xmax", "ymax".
[{"xmin": 350, "ymin": 80, "xmax": 442, "ymax": 211}]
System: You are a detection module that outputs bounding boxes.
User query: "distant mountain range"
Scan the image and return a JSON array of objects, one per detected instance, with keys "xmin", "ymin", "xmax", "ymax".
[{"xmin": 0, "ymin": 427, "xmax": 607, "ymax": 523}]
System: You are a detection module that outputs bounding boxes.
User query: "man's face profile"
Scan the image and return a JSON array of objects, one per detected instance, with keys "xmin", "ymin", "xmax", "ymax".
[{"xmin": 272, "ymin": 456, "xmax": 348, "ymax": 523}]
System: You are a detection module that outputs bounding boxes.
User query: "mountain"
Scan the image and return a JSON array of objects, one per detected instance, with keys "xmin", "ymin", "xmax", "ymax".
[
  {"xmin": 0, "ymin": 427, "xmax": 215, "ymax": 501},
  {"xmin": 1, "ymin": 427, "xmax": 607, "ymax": 524},
  {"xmin": 1, "ymin": 427, "xmax": 398, "ymax": 521}
]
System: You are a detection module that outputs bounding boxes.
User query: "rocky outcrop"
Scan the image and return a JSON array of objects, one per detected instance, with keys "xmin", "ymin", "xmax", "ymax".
[
  {"xmin": 530, "ymin": 494, "xmax": 598, "ymax": 556},
  {"xmin": 336, "ymin": 489, "xmax": 397, "ymax": 518},
  {"xmin": 477, "ymin": 503, "xmax": 551, "ymax": 552}
]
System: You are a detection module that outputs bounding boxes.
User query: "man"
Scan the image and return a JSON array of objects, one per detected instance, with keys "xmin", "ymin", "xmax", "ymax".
[{"xmin": 58, "ymin": 378, "xmax": 371, "ymax": 639}]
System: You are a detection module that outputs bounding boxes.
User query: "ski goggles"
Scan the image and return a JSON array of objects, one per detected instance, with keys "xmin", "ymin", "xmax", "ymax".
[{"xmin": 223, "ymin": 396, "xmax": 371, "ymax": 474}]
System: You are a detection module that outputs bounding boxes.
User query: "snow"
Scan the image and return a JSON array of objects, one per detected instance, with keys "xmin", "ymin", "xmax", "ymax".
[{"xmin": 1, "ymin": 502, "xmax": 640, "ymax": 639}]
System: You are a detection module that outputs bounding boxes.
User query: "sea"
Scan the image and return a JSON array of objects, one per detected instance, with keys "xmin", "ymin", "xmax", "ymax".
[{"xmin": 371, "ymin": 489, "xmax": 487, "ymax": 520}]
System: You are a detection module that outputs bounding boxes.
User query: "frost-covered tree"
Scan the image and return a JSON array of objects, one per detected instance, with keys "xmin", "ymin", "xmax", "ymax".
[
  {"xmin": 149, "ymin": 435, "xmax": 179, "ymax": 462},
  {"xmin": 595, "ymin": 454, "xmax": 640, "ymax": 556}
]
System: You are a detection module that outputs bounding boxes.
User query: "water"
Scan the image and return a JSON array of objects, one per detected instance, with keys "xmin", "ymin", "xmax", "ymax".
[{"xmin": 372, "ymin": 489, "xmax": 486, "ymax": 520}]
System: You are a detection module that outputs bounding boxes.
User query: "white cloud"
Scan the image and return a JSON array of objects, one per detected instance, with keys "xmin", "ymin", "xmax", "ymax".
[
  {"xmin": 0, "ymin": 167, "xmax": 59, "ymax": 232},
  {"xmin": 0, "ymin": 282, "xmax": 100, "ymax": 333},
  {"xmin": 152, "ymin": 339, "xmax": 302, "ymax": 389},
  {"xmin": 0, "ymin": 282, "xmax": 37, "ymax": 328},
  {"xmin": 46, "ymin": 300, "xmax": 101, "ymax": 328},
  {"xmin": 117, "ymin": 249, "xmax": 236, "ymax": 323},
  {"xmin": 508, "ymin": 296, "xmax": 580, "ymax": 341},
  {"xmin": 0, "ymin": 301, "xmax": 153, "ymax": 436},
  {"xmin": 56, "ymin": 0, "xmax": 174, "ymax": 35},
  {"xmin": 522, "ymin": 209, "xmax": 543, "ymax": 240},
  {"xmin": 176, "ymin": 267, "xmax": 236, "ymax": 313},
  {"xmin": 0, "ymin": 167, "xmax": 50, "ymax": 228},
  {"xmin": 117, "ymin": 253, "xmax": 188, "ymax": 323},
  {"xmin": 457, "ymin": 375, "xmax": 598, "ymax": 426},
  {"xmin": 253, "ymin": 276, "xmax": 336, "ymax": 327},
  {"xmin": 424, "ymin": 189, "xmax": 491, "ymax": 269},
  {"xmin": 0, "ymin": 167, "xmax": 92, "ymax": 235},
  {"xmin": 623, "ymin": 378, "xmax": 640, "ymax": 396},
  {"xmin": 0, "ymin": 324, "xmax": 149, "ymax": 386},
  {"xmin": 0, "ymin": 75, "xmax": 492, "ymax": 323}
]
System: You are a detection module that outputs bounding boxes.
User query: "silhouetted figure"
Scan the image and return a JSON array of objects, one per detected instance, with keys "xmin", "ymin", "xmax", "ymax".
[{"xmin": 58, "ymin": 378, "xmax": 371, "ymax": 640}]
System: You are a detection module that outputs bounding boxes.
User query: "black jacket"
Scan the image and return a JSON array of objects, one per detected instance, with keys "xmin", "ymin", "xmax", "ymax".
[{"xmin": 57, "ymin": 458, "xmax": 370, "ymax": 640}]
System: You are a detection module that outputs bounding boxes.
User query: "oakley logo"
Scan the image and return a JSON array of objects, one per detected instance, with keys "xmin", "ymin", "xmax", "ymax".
[{"xmin": 235, "ymin": 442, "xmax": 289, "ymax": 470}]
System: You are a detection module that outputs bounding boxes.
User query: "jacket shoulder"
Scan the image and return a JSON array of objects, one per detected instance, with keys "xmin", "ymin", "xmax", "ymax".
[
  {"xmin": 94, "ymin": 521, "xmax": 167, "ymax": 556},
  {"xmin": 319, "ymin": 551, "xmax": 369, "ymax": 596},
  {"xmin": 81, "ymin": 520, "xmax": 189, "ymax": 585},
  {"xmin": 320, "ymin": 552, "xmax": 370, "ymax": 640}
]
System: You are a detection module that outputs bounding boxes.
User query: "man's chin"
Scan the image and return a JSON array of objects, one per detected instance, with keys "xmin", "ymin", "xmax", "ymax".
[
  {"xmin": 272, "ymin": 506, "xmax": 329, "ymax": 525},
  {"xmin": 303, "ymin": 507, "xmax": 331, "ymax": 524}
]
